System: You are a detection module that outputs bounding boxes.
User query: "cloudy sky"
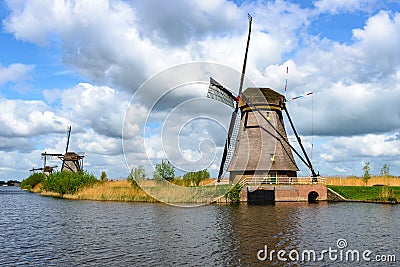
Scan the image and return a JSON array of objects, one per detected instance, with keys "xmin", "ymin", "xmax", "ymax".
[{"xmin": 1, "ymin": 0, "xmax": 400, "ymax": 181}]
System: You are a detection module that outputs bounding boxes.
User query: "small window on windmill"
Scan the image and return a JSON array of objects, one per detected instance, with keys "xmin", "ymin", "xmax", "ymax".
[{"xmin": 270, "ymin": 154, "xmax": 275, "ymax": 162}]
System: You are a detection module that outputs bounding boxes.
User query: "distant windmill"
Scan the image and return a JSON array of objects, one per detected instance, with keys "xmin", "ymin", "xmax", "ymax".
[
  {"xmin": 40, "ymin": 126, "xmax": 85, "ymax": 173},
  {"xmin": 207, "ymin": 15, "xmax": 317, "ymax": 183},
  {"xmin": 30, "ymin": 144, "xmax": 58, "ymax": 176},
  {"xmin": 29, "ymin": 161, "xmax": 58, "ymax": 176}
]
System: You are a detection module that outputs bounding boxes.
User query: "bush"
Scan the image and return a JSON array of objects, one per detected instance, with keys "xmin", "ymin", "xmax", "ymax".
[
  {"xmin": 129, "ymin": 165, "xmax": 146, "ymax": 182},
  {"xmin": 225, "ymin": 183, "xmax": 244, "ymax": 203},
  {"xmin": 100, "ymin": 171, "xmax": 108, "ymax": 183},
  {"xmin": 380, "ymin": 164, "xmax": 392, "ymax": 178},
  {"xmin": 42, "ymin": 171, "xmax": 98, "ymax": 197},
  {"xmin": 379, "ymin": 186, "xmax": 397, "ymax": 203},
  {"xmin": 128, "ymin": 165, "xmax": 146, "ymax": 189},
  {"xmin": 169, "ymin": 177, "xmax": 185, "ymax": 186},
  {"xmin": 182, "ymin": 169, "xmax": 210, "ymax": 186},
  {"xmin": 21, "ymin": 173, "xmax": 46, "ymax": 190},
  {"xmin": 153, "ymin": 160, "xmax": 175, "ymax": 182}
]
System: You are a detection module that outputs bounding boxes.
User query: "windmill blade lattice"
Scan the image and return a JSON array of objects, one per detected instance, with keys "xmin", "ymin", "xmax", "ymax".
[
  {"xmin": 220, "ymin": 111, "xmax": 241, "ymax": 178},
  {"xmin": 207, "ymin": 77, "xmax": 241, "ymax": 181},
  {"xmin": 207, "ymin": 77, "xmax": 237, "ymax": 108},
  {"xmin": 208, "ymin": 15, "xmax": 252, "ymax": 182}
]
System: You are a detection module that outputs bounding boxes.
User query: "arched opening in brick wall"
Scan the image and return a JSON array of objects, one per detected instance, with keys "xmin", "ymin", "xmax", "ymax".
[{"xmin": 308, "ymin": 191, "xmax": 319, "ymax": 203}]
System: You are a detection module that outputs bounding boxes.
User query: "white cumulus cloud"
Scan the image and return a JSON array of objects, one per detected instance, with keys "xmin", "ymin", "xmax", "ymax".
[{"xmin": 0, "ymin": 63, "xmax": 34, "ymax": 86}]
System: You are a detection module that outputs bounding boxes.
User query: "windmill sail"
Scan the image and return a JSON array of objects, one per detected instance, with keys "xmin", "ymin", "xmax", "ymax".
[
  {"xmin": 217, "ymin": 109, "xmax": 241, "ymax": 179},
  {"xmin": 206, "ymin": 78, "xmax": 241, "ymax": 181},
  {"xmin": 207, "ymin": 77, "xmax": 236, "ymax": 108},
  {"xmin": 238, "ymin": 14, "xmax": 252, "ymax": 96},
  {"xmin": 210, "ymin": 15, "xmax": 253, "ymax": 182},
  {"xmin": 65, "ymin": 126, "xmax": 71, "ymax": 154}
]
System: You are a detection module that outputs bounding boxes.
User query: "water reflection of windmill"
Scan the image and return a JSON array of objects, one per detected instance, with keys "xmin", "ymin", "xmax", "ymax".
[
  {"xmin": 207, "ymin": 16, "xmax": 317, "ymax": 183},
  {"xmin": 41, "ymin": 126, "xmax": 85, "ymax": 173}
]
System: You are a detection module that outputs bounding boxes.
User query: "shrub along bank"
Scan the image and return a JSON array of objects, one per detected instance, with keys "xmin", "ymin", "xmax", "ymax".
[
  {"xmin": 21, "ymin": 173, "xmax": 46, "ymax": 190},
  {"xmin": 42, "ymin": 171, "xmax": 98, "ymax": 197}
]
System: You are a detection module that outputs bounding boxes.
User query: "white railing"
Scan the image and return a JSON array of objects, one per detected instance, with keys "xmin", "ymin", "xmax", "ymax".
[{"xmin": 243, "ymin": 176, "xmax": 325, "ymax": 185}]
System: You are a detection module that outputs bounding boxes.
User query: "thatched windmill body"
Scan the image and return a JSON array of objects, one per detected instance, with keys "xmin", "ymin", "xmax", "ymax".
[
  {"xmin": 207, "ymin": 16, "xmax": 317, "ymax": 183},
  {"xmin": 227, "ymin": 87, "xmax": 299, "ymax": 182}
]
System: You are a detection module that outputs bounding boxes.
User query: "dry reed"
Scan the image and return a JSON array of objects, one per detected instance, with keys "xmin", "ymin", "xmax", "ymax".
[
  {"xmin": 33, "ymin": 180, "xmax": 156, "ymax": 202},
  {"xmin": 325, "ymin": 176, "xmax": 400, "ymax": 186},
  {"xmin": 67, "ymin": 180, "xmax": 156, "ymax": 202}
]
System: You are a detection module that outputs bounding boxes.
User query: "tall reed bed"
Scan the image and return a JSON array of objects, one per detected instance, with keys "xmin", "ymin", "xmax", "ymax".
[
  {"xmin": 54, "ymin": 180, "xmax": 156, "ymax": 202},
  {"xmin": 325, "ymin": 176, "xmax": 400, "ymax": 186},
  {"xmin": 139, "ymin": 181, "xmax": 233, "ymax": 204}
]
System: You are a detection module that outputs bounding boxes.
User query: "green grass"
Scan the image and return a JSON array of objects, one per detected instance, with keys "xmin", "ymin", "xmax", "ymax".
[{"xmin": 329, "ymin": 186, "xmax": 400, "ymax": 202}]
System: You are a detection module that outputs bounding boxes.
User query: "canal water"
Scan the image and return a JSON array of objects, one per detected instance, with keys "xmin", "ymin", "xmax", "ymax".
[{"xmin": 0, "ymin": 186, "xmax": 399, "ymax": 266}]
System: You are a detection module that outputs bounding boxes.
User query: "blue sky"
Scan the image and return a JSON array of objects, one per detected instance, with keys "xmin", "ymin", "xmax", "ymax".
[
  {"xmin": 0, "ymin": 32, "xmax": 81, "ymax": 101},
  {"xmin": 1, "ymin": 0, "xmax": 400, "ymax": 181}
]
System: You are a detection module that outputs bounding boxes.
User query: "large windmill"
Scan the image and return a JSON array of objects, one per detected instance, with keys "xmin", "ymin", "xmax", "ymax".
[
  {"xmin": 208, "ymin": 16, "xmax": 317, "ymax": 183},
  {"xmin": 40, "ymin": 126, "xmax": 85, "ymax": 173}
]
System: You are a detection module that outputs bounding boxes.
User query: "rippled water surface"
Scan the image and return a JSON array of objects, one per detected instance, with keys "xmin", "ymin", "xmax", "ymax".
[{"xmin": 0, "ymin": 186, "xmax": 399, "ymax": 266}]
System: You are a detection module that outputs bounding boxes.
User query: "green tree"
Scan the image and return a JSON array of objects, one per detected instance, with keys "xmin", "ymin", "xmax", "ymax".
[
  {"xmin": 183, "ymin": 169, "xmax": 210, "ymax": 186},
  {"xmin": 153, "ymin": 160, "xmax": 175, "ymax": 182},
  {"xmin": 128, "ymin": 165, "xmax": 146, "ymax": 187},
  {"xmin": 362, "ymin": 162, "xmax": 371, "ymax": 185},
  {"xmin": 100, "ymin": 171, "xmax": 108, "ymax": 182},
  {"xmin": 380, "ymin": 164, "xmax": 390, "ymax": 177}
]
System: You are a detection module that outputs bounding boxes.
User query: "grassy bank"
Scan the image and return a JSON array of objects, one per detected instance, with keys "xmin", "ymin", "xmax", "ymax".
[{"xmin": 329, "ymin": 185, "xmax": 400, "ymax": 203}]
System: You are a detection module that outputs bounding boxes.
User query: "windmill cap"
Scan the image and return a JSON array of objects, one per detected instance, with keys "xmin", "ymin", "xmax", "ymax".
[
  {"xmin": 64, "ymin": 152, "xmax": 84, "ymax": 160},
  {"xmin": 239, "ymin": 87, "xmax": 285, "ymax": 108}
]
